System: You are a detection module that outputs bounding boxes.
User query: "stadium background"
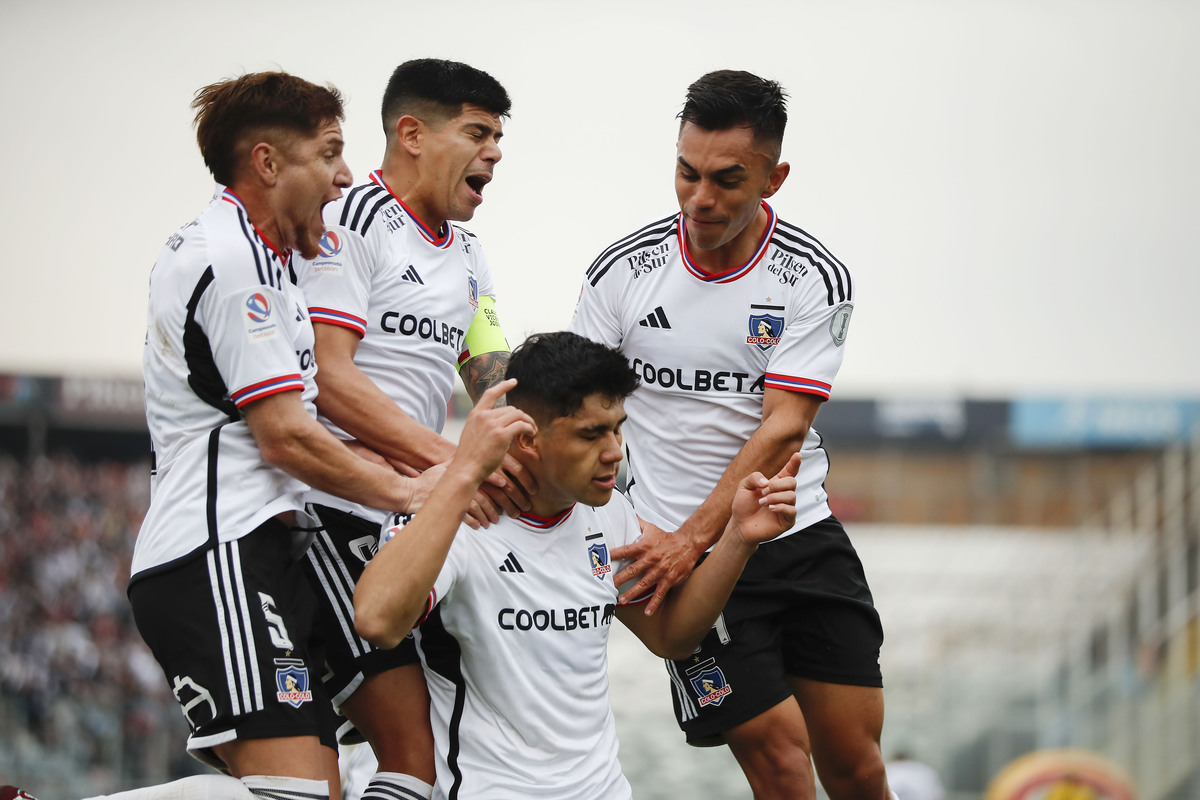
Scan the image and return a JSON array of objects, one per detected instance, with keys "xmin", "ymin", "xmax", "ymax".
[{"xmin": 2, "ymin": 0, "xmax": 1197, "ymax": 797}]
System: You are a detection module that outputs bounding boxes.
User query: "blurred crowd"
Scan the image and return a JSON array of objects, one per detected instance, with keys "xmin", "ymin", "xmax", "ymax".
[{"xmin": 0, "ymin": 454, "xmax": 197, "ymax": 788}]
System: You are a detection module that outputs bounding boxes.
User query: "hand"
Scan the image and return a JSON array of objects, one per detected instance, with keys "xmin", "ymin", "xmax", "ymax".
[
  {"xmin": 729, "ymin": 452, "xmax": 801, "ymax": 546},
  {"xmin": 402, "ymin": 461, "xmax": 447, "ymax": 511},
  {"xmin": 449, "ymin": 379, "xmax": 537, "ymax": 487},
  {"xmin": 611, "ymin": 519, "xmax": 707, "ymax": 616},
  {"xmin": 344, "ymin": 439, "xmax": 393, "ymax": 469},
  {"xmin": 478, "ymin": 452, "xmax": 538, "ymax": 518}
]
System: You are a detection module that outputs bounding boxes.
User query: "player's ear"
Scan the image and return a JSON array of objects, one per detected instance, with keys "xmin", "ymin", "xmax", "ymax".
[
  {"xmin": 396, "ymin": 115, "xmax": 423, "ymax": 156},
  {"xmin": 248, "ymin": 141, "xmax": 279, "ymax": 186},
  {"xmin": 762, "ymin": 161, "xmax": 790, "ymax": 199},
  {"xmin": 514, "ymin": 427, "xmax": 541, "ymax": 462}
]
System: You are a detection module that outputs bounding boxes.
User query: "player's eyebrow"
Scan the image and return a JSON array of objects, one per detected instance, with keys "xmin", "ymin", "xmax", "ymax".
[
  {"xmin": 676, "ymin": 156, "xmax": 746, "ymax": 178},
  {"xmin": 465, "ymin": 121, "xmax": 503, "ymax": 141}
]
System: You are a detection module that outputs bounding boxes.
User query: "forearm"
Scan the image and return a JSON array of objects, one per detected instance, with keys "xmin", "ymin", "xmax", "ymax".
[
  {"xmin": 354, "ymin": 463, "xmax": 483, "ymax": 646},
  {"xmin": 639, "ymin": 524, "xmax": 756, "ymax": 658},
  {"xmin": 680, "ymin": 414, "xmax": 807, "ymax": 551},
  {"xmin": 460, "ymin": 350, "xmax": 510, "ymax": 404},
  {"xmin": 315, "ymin": 358, "xmax": 454, "ymax": 469}
]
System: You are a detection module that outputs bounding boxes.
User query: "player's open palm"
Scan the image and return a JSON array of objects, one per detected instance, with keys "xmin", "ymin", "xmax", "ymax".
[
  {"xmin": 730, "ymin": 452, "xmax": 801, "ymax": 546},
  {"xmin": 452, "ymin": 379, "xmax": 537, "ymax": 485}
]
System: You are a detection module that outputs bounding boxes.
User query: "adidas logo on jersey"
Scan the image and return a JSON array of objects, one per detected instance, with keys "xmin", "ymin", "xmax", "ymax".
[
  {"xmin": 401, "ymin": 265, "xmax": 424, "ymax": 284},
  {"xmin": 638, "ymin": 306, "xmax": 671, "ymax": 329},
  {"xmin": 499, "ymin": 552, "xmax": 525, "ymax": 573}
]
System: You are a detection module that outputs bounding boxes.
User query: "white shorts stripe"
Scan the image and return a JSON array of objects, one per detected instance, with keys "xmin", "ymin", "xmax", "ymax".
[
  {"xmin": 665, "ymin": 658, "xmax": 698, "ymax": 722},
  {"xmin": 229, "ymin": 539, "xmax": 264, "ymax": 712},
  {"xmin": 217, "ymin": 543, "xmax": 254, "ymax": 714},
  {"xmin": 306, "ymin": 533, "xmax": 369, "ymax": 658},
  {"xmin": 206, "ymin": 549, "xmax": 241, "ymax": 716}
]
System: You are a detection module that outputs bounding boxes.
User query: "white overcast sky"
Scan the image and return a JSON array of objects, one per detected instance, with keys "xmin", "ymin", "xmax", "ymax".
[{"xmin": 2, "ymin": 0, "xmax": 1197, "ymax": 398}]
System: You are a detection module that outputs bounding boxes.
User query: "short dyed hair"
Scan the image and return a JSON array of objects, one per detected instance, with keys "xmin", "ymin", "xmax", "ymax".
[
  {"xmin": 192, "ymin": 71, "xmax": 344, "ymax": 186},
  {"xmin": 381, "ymin": 58, "xmax": 511, "ymax": 137},
  {"xmin": 679, "ymin": 70, "xmax": 788, "ymax": 160},
  {"xmin": 505, "ymin": 332, "xmax": 639, "ymax": 423}
]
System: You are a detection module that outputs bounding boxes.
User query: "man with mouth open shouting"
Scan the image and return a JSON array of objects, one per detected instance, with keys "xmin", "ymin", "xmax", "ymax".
[{"xmin": 293, "ymin": 59, "xmax": 532, "ymax": 800}]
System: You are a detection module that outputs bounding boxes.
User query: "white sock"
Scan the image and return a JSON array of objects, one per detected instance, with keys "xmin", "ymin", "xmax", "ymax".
[
  {"xmin": 83, "ymin": 775, "xmax": 256, "ymax": 800},
  {"xmin": 360, "ymin": 772, "xmax": 432, "ymax": 800},
  {"xmin": 241, "ymin": 776, "xmax": 329, "ymax": 800}
]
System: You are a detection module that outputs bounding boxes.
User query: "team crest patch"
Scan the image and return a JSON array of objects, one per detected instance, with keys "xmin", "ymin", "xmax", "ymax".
[
  {"xmin": 274, "ymin": 659, "xmax": 312, "ymax": 708},
  {"xmin": 691, "ymin": 666, "xmax": 733, "ymax": 707},
  {"xmin": 467, "ymin": 276, "xmax": 479, "ymax": 309},
  {"xmin": 243, "ymin": 291, "xmax": 279, "ymax": 342},
  {"xmin": 829, "ymin": 302, "xmax": 853, "ymax": 347},
  {"xmin": 317, "ymin": 230, "xmax": 342, "ymax": 257},
  {"xmin": 589, "ymin": 542, "xmax": 611, "ymax": 580},
  {"xmin": 746, "ymin": 313, "xmax": 784, "ymax": 351}
]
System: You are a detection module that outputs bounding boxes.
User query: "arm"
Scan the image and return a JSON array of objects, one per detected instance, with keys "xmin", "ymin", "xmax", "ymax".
[
  {"xmin": 612, "ymin": 388, "xmax": 822, "ymax": 614},
  {"xmin": 617, "ymin": 453, "xmax": 801, "ymax": 658},
  {"xmin": 243, "ymin": 389, "xmax": 431, "ymax": 513},
  {"xmin": 354, "ymin": 381, "xmax": 536, "ymax": 648}
]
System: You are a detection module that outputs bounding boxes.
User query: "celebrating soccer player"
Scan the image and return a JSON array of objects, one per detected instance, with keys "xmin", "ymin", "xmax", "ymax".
[
  {"xmin": 292, "ymin": 59, "xmax": 532, "ymax": 799},
  {"xmin": 570, "ymin": 71, "xmax": 892, "ymax": 800}
]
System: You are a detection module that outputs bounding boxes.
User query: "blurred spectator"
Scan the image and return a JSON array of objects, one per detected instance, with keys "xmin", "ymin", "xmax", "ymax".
[
  {"xmin": 0, "ymin": 454, "xmax": 195, "ymax": 787},
  {"xmin": 886, "ymin": 749, "xmax": 946, "ymax": 800}
]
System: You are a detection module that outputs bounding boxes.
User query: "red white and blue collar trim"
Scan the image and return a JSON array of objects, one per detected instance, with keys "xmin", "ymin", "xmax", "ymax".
[
  {"xmin": 222, "ymin": 188, "xmax": 289, "ymax": 261},
  {"xmin": 370, "ymin": 170, "xmax": 454, "ymax": 248},
  {"xmin": 517, "ymin": 505, "xmax": 576, "ymax": 530},
  {"xmin": 679, "ymin": 200, "xmax": 776, "ymax": 284}
]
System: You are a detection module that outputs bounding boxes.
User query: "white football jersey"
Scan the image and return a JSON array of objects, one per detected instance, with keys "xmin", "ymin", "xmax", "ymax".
[
  {"xmin": 296, "ymin": 170, "xmax": 497, "ymax": 521},
  {"xmin": 570, "ymin": 202, "xmax": 855, "ymax": 538},
  {"xmin": 134, "ymin": 188, "xmax": 318, "ymax": 579},
  {"xmin": 412, "ymin": 497, "xmax": 642, "ymax": 800}
]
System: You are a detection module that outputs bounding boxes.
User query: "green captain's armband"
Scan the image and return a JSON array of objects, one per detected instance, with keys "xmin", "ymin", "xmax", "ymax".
[{"xmin": 456, "ymin": 295, "xmax": 509, "ymax": 373}]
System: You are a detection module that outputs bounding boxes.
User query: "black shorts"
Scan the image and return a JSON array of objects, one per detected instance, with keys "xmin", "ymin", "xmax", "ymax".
[
  {"xmin": 301, "ymin": 505, "xmax": 420, "ymax": 721},
  {"xmin": 666, "ymin": 516, "xmax": 884, "ymax": 745},
  {"xmin": 128, "ymin": 519, "xmax": 338, "ymax": 769}
]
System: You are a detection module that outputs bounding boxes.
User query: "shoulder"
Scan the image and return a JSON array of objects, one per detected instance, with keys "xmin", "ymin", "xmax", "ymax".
[
  {"xmin": 326, "ymin": 180, "xmax": 394, "ymax": 239},
  {"xmin": 584, "ymin": 213, "xmax": 679, "ymax": 288},
  {"xmin": 772, "ymin": 217, "xmax": 854, "ymax": 305}
]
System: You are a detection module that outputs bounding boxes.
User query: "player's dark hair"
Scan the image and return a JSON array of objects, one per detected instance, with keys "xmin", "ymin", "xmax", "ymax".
[
  {"xmin": 381, "ymin": 58, "xmax": 511, "ymax": 136},
  {"xmin": 505, "ymin": 332, "xmax": 639, "ymax": 423},
  {"xmin": 679, "ymin": 70, "xmax": 788, "ymax": 158},
  {"xmin": 192, "ymin": 72, "xmax": 344, "ymax": 186}
]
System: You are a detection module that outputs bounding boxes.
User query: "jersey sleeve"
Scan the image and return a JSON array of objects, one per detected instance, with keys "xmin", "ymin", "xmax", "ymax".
[
  {"xmin": 296, "ymin": 224, "xmax": 379, "ymax": 338},
  {"xmin": 202, "ymin": 279, "xmax": 305, "ymax": 409},
  {"xmin": 764, "ymin": 283, "xmax": 856, "ymax": 402},
  {"xmin": 421, "ymin": 531, "xmax": 468, "ymax": 625},
  {"xmin": 605, "ymin": 493, "xmax": 653, "ymax": 606},
  {"xmin": 568, "ymin": 270, "xmax": 625, "ymax": 350}
]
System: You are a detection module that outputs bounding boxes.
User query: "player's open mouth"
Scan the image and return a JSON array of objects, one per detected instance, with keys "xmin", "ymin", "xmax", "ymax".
[
  {"xmin": 465, "ymin": 174, "xmax": 490, "ymax": 201},
  {"xmin": 594, "ymin": 474, "xmax": 616, "ymax": 488}
]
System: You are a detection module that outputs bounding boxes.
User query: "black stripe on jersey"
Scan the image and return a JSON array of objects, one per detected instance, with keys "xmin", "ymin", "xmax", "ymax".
[
  {"xmin": 585, "ymin": 214, "xmax": 677, "ymax": 287},
  {"xmin": 772, "ymin": 237, "xmax": 839, "ymax": 306},
  {"xmin": 206, "ymin": 425, "xmax": 222, "ymax": 548},
  {"xmin": 361, "ymin": 779, "xmax": 425, "ymax": 800},
  {"xmin": 358, "ymin": 193, "xmax": 394, "ymax": 236},
  {"xmin": 419, "ymin": 607, "xmax": 469, "ymax": 800},
  {"xmin": 231, "ymin": 203, "xmax": 282, "ymax": 290},
  {"xmin": 184, "ymin": 268, "xmax": 240, "ymax": 421},
  {"xmin": 339, "ymin": 183, "xmax": 384, "ymax": 228},
  {"xmin": 774, "ymin": 222, "xmax": 853, "ymax": 304}
]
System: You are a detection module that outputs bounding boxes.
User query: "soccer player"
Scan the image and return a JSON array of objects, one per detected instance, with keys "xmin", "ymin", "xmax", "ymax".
[
  {"xmin": 292, "ymin": 59, "xmax": 532, "ymax": 800},
  {"xmin": 125, "ymin": 72, "xmax": 442, "ymax": 800},
  {"xmin": 569, "ymin": 71, "xmax": 892, "ymax": 800},
  {"xmin": 352, "ymin": 331, "xmax": 802, "ymax": 800}
]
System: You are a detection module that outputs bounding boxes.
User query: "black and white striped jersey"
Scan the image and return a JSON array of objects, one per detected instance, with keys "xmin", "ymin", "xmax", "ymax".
[
  {"xmin": 134, "ymin": 188, "xmax": 318, "ymax": 580},
  {"xmin": 410, "ymin": 496, "xmax": 642, "ymax": 800},
  {"xmin": 570, "ymin": 202, "xmax": 855, "ymax": 539}
]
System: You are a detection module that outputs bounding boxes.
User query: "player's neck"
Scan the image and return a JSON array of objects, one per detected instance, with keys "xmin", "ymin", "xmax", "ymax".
[
  {"xmin": 685, "ymin": 205, "xmax": 769, "ymax": 275},
  {"xmin": 527, "ymin": 495, "xmax": 574, "ymax": 520},
  {"xmin": 231, "ymin": 184, "xmax": 286, "ymax": 256},
  {"xmin": 378, "ymin": 164, "xmax": 448, "ymax": 237}
]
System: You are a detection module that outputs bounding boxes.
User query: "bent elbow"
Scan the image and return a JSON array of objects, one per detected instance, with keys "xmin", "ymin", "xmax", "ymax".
[{"xmin": 354, "ymin": 603, "xmax": 402, "ymax": 650}]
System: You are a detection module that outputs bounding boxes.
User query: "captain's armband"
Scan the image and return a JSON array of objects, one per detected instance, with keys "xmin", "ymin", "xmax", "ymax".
[{"xmin": 455, "ymin": 295, "xmax": 509, "ymax": 373}]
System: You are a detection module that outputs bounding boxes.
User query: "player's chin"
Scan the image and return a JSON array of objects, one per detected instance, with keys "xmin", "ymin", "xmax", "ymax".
[{"xmin": 584, "ymin": 480, "xmax": 616, "ymax": 506}]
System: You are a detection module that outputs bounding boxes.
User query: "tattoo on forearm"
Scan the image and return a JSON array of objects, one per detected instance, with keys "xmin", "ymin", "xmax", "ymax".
[{"xmin": 463, "ymin": 351, "xmax": 511, "ymax": 404}]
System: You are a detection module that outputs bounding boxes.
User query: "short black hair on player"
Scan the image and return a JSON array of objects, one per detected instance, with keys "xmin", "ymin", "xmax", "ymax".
[
  {"xmin": 505, "ymin": 332, "xmax": 639, "ymax": 424},
  {"xmin": 679, "ymin": 70, "xmax": 788, "ymax": 160},
  {"xmin": 192, "ymin": 72, "xmax": 345, "ymax": 186},
  {"xmin": 381, "ymin": 58, "xmax": 511, "ymax": 137}
]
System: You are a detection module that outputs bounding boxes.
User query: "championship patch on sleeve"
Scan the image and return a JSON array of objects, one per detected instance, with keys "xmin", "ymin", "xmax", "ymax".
[
  {"xmin": 310, "ymin": 230, "xmax": 344, "ymax": 275},
  {"xmin": 829, "ymin": 302, "xmax": 853, "ymax": 347},
  {"xmin": 243, "ymin": 291, "xmax": 280, "ymax": 343}
]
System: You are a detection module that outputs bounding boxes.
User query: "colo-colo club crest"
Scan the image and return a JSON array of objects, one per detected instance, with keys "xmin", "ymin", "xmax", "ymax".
[
  {"xmin": 690, "ymin": 664, "xmax": 733, "ymax": 707},
  {"xmin": 589, "ymin": 542, "xmax": 611, "ymax": 580},
  {"xmin": 275, "ymin": 659, "xmax": 312, "ymax": 708},
  {"xmin": 746, "ymin": 307, "xmax": 784, "ymax": 351}
]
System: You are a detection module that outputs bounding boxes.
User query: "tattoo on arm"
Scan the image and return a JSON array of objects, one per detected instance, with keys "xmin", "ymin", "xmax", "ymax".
[{"xmin": 462, "ymin": 351, "xmax": 511, "ymax": 404}]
